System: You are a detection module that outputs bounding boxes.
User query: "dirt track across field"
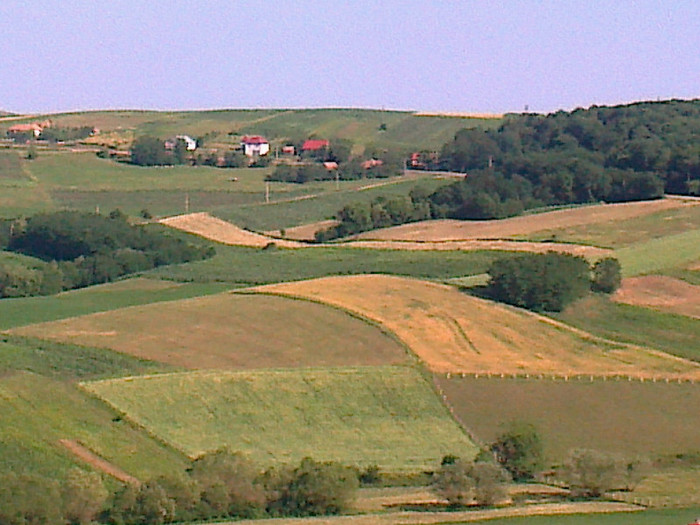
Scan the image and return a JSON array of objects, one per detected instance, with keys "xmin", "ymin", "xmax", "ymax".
[
  {"xmin": 59, "ymin": 439, "xmax": 139, "ymax": 484},
  {"xmin": 613, "ymin": 276, "xmax": 700, "ymax": 319},
  {"xmin": 353, "ymin": 199, "xmax": 690, "ymax": 242}
]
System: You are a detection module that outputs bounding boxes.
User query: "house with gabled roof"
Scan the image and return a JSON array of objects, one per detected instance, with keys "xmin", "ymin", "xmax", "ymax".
[{"xmin": 241, "ymin": 135, "xmax": 270, "ymax": 157}]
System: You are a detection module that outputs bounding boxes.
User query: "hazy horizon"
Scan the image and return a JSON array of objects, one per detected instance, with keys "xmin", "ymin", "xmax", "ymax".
[{"xmin": 2, "ymin": 1, "xmax": 698, "ymax": 115}]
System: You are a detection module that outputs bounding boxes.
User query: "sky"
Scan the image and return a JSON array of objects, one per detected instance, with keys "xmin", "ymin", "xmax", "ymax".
[{"xmin": 1, "ymin": 1, "xmax": 699, "ymax": 115}]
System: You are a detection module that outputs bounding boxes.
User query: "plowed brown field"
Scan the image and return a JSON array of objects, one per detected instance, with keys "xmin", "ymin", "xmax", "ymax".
[
  {"xmin": 256, "ymin": 275, "xmax": 700, "ymax": 379},
  {"xmin": 613, "ymin": 276, "xmax": 700, "ymax": 319}
]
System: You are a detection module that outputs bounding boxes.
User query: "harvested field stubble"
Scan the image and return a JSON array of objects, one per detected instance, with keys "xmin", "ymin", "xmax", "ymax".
[
  {"xmin": 353, "ymin": 200, "xmax": 687, "ymax": 241},
  {"xmin": 256, "ymin": 275, "xmax": 700, "ymax": 379},
  {"xmin": 9, "ymin": 291, "xmax": 409, "ymax": 369},
  {"xmin": 613, "ymin": 276, "xmax": 700, "ymax": 319}
]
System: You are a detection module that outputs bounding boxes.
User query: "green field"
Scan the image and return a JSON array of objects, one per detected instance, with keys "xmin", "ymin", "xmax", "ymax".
[
  {"xmin": 554, "ymin": 295, "xmax": 700, "ymax": 362},
  {"xmin": 0, "ymin": 278, "xmax": 230, "ymax": 329},
  {"xmin": 147, "ymin": 245, "xmax": 509, "ymax": 284},
  {"xmin": 615, "ymin": 229, "xmax": 700, "ymax": 276},
  {"xmin": 461, "ymin": 507, "xmax": 700, "ymax": 525},
  {"xmin": 0, "ymin": 371, "xmax": 187, "ymax": 480},
  {"xmin": 214, "ymin": 174, "xmax": 452, "ymax": 231},
  {"xmin": 436, "ymin": 376, "xmax": 700, "ymax": 462},
  {"xmin": 83, "ymin": 366, "xmax": 478, "ymax": 470},
  {"xmin": 0, "ymin": 149, "xmax": 26, "ymax": 181},
  {"xmin": 519, "ymin": 203, "xmax": 700, "ymax": 248}
]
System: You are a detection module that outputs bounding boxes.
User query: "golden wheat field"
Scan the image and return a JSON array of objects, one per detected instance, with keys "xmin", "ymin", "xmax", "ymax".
[{"xmin": 256, "ymin": 275, "xmax": 700, "ymax": 379}]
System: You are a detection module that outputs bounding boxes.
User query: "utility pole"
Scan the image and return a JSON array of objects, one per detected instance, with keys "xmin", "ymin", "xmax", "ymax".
[
  {"xmin": 265, "ymin": 181, "xmax": 270, "ymax": 203},
  {"xmin": 185, "ymin": 193, "xmax": 190, "ymax": 213},
  {"xmin": 335, "ymin": 170, "xmax": 340, "ymax": 190}
]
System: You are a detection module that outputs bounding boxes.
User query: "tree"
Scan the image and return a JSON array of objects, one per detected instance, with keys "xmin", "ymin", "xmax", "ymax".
[
  {"xmin": 491, "ymin": 422, "xmax": 544, "ymax": 481},
  {"xmin": 265, "ymin": 458, "xmax": 358, "ymax": 517},
  {"xmin": 0, "ymin": 472, "xmax": 62, "ymax": 525},
  {"xmin": 471, "ymin": 461, "xmax": 510, "ymax": 506},
  {"xmin": 131, "ymin": 136, "xmax": 171, "ymax": 166},
  {"xmin": 591, "ymin": 257, "xmax": 622, "ymax": 293},
  {"xmin": 62, "ymin": 468, "xmax": 109, "ymax": 525},
  {"xmin": 561, "ymin": 449, "xmax": 623, "ymax": 498},
  {"xmin": 432, "ymin": 459, "xmax": 474, "ymax": 505},
  {"xmin": 487, "ymin": 252, "xmax": 591, "ymax": 312}
]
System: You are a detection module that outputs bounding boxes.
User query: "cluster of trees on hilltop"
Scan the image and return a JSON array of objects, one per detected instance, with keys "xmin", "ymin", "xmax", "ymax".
[
  {"xmin": 0, "ymin": 210, "xmax": 213, "ymax": 298},
  {"xmin": 438, "ymin": 99, "xmax": 700, "ymax": 198},
  {"xmin": 319, "ymin": 100, "xmax": 700, "ymax": 240},
  {"xmin": 0, "ymin": 453, "xmax": 358, "ymax": 525}
]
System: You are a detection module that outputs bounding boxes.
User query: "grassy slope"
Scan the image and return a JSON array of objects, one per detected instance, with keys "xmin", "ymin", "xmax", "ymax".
[
  {"xmin": 257, "ymin": 275, "xmax": 700, "ymax": 378},
  {"xmin": 0, "ymin": 371, "xmax": 188, "ymax": 480},
  {"xmin": 0, "ymin": 278, "xmax": 230, "ymax": 330},
  {"xmin": 82, "ymin": 366, "xmax": 478, "ymax": 470},
  {"xmin": 11, "ymin": 292, "xmax": 409, "ymax": 370},
  {"xmin": 553, "ymin": 295, "xmax": 700, "ymax": 363},
  {"xmin": 462, "ymin": 508, "xmax": 700, "ymax": 525},
  {"xmin": 214, "ymin": 174, "xmax": 452, "ymax": 231},
  {"xmin": 0, "ymin": 150, "xmax": 26, "ymax": 181},
  {"xmin": 147, "ymin": 245, "xmax": 507, "ymax": 284},
  {"xmin": 437, "ymin": 375, "xmax": 700, "ymax": 462},
  {"xmin": 615, "ymin": 229, "xmax": 700, "ymax": 276}
]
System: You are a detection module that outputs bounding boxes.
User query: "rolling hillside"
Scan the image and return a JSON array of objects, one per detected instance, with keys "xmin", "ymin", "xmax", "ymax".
[
  {"xmin": 9, "ymin": 291, "xmax": 409, "ymax": 370},
  {"xmin": 256, "ymin": 275, "xmax": 700, "ymax": 379},
  {"xmin": 82, "ymin": 366, "xmax": 478, "ymax": 470}
]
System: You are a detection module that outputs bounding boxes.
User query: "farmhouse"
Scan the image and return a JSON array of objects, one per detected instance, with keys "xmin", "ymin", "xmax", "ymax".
[
  {"xmin": 301, "ymin": 139, "xmax": 329, "ymax": 152},
  {"xmin": 241, "ymin": 135, "xmax": 270, "ymax": 157},
  {"xmin": 165, "ymin": 135, "xmax": 197, "ymax": 151},
  {"xmin": 281, "ymin": 145, "xmax": 296, "ymax": 155},
  {"xmin": 7, "ymin": 120, "xmax": 52, "ymax": 138},
  {"xmin": 361, "ymin": 158, "xmax": 384, "ymax": 169}
]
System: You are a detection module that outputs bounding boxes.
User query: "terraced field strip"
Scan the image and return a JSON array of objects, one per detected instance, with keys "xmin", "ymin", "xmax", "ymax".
[
  {"xmin": 353, "ymin": 199, "xmax": 688, "ymax": 241},
  {"xmin": 436, "ymin": 375, "xmax": 700, "ymax": 461},
  {"xmin": 256, "ymin": 275, "xmax": 700, "ymax": 379},
  {"xmin": 9, "ymin": 291, "xmax": 408, "ymax": 370},
  {"xmin": 613, "ymin": 276, "xmax": 700, "ymax": 319},
  {"xmin": 82, "ymin": 366, "xmax": 478, "ymax": 470},
  {"xmin": 615, "ymin": 228, "xmax": 700, "ymax": 276}
]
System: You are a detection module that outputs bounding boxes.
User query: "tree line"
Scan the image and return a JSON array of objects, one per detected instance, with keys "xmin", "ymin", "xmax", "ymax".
[
  {"xmin": 319, "ymin": 99, "xmax": 700, "ymax": 240},
  {"xmin": 0, "ymin": 210, "xmax": 213, "ymax": 298},
  {"xmin": 0, "ymin": 452, "xmax": 358, "ymax": 525}
]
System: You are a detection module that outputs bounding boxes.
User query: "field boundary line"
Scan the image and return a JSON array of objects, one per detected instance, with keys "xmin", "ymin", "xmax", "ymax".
[{"xmin": 58, "ymin": 439, "xmax": 140, "ymax": 485}]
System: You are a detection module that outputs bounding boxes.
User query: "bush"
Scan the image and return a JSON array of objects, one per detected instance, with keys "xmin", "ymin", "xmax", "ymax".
[
  {"xmin": 0, "ymin": 472, "xmax": 62, "ymax": 525},
  {"xmin": 591, "ymin": 257, "xmax": 622, "ymax": 293},
  {"xmin": 491, "ymin": 422, "xmax": 544, "ymax": 481},
  {"xmin": 62, "ymin": 468, "xmax": 108, "ymax": 525},
  {"xmin": 433, "ymin": 459, "xmax": 510, "ymax": 507},
  {"xmin": 561, "ymin": 449, "xmax": 623, "ymax": 498},
  {"xmin": 265, "ymin": 457, "xmax": 358, "ymax": 517}
]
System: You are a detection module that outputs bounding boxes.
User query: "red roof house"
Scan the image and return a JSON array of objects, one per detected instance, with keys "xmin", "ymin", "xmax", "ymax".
[{"xmin": 301, "ymin": 139, "xmax": 330, "ymax": 151}]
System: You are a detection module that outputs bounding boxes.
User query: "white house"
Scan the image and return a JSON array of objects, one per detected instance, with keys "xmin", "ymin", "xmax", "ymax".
[
  {"xmin": 241, "ymin": 135, "xmax": 269, "ymax": 157},
  {"xmin": 165, "ymin": 135, "xmax": 197, "ymax": 151}
]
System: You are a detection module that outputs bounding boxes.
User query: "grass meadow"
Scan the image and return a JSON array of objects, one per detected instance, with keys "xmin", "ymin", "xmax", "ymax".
[
  {"xmin": 458, "ymin": 508, "xmax": 700, "ymax": 525},
  {"xmin": 0, "ymin": 149, "xmax": 26, "ymax": 181},
  {"xmin": 82, "ymin": 366, "xmax": 478, "ymax": 470},
  {"xmin": 147, "ymin": 245, "xmax": 508, "ymax": 284},
  {"xmin": 436, "ymin": 375, "xmax": 700, "ymax": 462},
  {"xmin": 554, "ymin": 295, "xmax": 700, "ymax": 362},
  {"xmin": 0, "ymin": 278, "xmax": 230, "ymax": 329},
  {"xmin": 615, "ymin": 229, "xmax": 700, "ymax": 277}
]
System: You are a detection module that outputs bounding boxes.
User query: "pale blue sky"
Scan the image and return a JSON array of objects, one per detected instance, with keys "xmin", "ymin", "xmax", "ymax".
[{"xmin": 1, "ymin": 1, "xmax": 698, "ymax": 114}]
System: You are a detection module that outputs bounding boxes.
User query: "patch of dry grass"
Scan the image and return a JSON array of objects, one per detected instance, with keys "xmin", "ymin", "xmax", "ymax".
[{"xmin": 613, "ymin": 276, "xmax": 700, "ymax": 319}]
